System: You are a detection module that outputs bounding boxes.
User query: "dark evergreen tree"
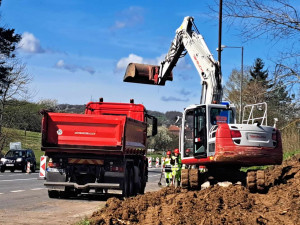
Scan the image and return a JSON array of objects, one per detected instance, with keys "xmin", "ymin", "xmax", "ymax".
[{"xmin": 249, "ymin": 58, "xmax": 272, "ymax": 89}]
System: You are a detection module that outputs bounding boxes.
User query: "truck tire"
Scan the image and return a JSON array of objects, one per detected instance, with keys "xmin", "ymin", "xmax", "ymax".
[
  {"xmin": 134, "ymin": 166, "xmax": 141, "ymax": 194},
  {"xmin": 122, "ymin": 166, "xmax": 130, "ymax": 197},
  {"xmin": 48, "ymin": 190, "xmax": 59, "ymax": 198},
  {"xmin": 128, "ymin": 167, "xmax": 135, "ymax": 196}
]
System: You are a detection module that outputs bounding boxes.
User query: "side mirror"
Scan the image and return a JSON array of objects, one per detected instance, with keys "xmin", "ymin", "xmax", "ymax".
[
  {"xmin": 146, "ymin": 114, "xmax": 157, "ymax": 137},
  {"xmin": 152, "ymin": 117, "xmax": 157, "ymax": 136}
]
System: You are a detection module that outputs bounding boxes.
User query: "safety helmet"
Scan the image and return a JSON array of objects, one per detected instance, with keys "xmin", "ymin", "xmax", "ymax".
[
  {"xmin": 185, "ymin": 149, "xmax": 190, "ymax": 153},
  {"xmin": 174, "ymin": 149, "xmax": 179, "ymax": 154},
  {"xmin": 166, "ymin": 151, "xmax": 172, "ymax": 155}
]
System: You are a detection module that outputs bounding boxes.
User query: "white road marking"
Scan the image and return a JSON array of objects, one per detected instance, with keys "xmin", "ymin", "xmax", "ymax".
[
  {"xmin": 0, "ymin": 193, "xmax": 3, "ymax": 195},
  {"xmin": 10, "ymin": 190, "xmax": 25, "ymax": 193},
  {"xmin": 0, "ymin": 174, "xmax": 26, "ymax": 177},
  {"xmin": 148, "ymin": 174, "xmax": 161, "ymax": 177},
  {"xmin": 30, "ymin": 188, "xmax": 46, "ymax": 191},
  {"xmin": 0, "ymin": 178, "xmax": 37, "ymax": 182}
]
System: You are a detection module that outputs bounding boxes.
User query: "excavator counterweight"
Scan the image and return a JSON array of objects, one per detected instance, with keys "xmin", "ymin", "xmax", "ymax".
[{"xmin": 123, "ymin": 63, "xmax": 173, "ymax": 85}]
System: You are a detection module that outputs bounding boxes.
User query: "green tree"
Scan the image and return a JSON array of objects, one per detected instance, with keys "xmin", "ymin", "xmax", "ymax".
[
  {"xmin": 147, "ymin": 126, "xmax": 172, "ymax": 152},
  {"xmin": 0, "ymin": 1, "xmax": 30, "ymax": 151},
  {"xmin": 249, "ymin": 58, "xmax": 272, "ymax": 88},
  {"xmin": 243, "ymin": 58, "xmax": 270, "ymax": 104}
]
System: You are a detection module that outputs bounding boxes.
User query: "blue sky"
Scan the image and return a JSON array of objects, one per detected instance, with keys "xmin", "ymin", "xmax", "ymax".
[{"xmin": 0, "ymin": 0, "xmax": 288, "ymax": 112}]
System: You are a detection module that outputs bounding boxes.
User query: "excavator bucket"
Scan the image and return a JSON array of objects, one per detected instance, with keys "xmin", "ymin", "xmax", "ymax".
[{"xmin": 123, "ymin": 63, "xmax": 173, "ymax": 85}]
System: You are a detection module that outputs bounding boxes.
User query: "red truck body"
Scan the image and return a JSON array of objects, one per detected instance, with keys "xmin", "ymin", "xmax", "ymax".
[{"xmin": 41, "ymin": 101, "xmax": 156, "ymax": 198}]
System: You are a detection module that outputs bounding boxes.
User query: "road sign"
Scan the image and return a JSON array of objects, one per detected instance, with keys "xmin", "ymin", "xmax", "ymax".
[{"xmin": 39, "ymin": 156, "xmax": 47, "ymax": 179}]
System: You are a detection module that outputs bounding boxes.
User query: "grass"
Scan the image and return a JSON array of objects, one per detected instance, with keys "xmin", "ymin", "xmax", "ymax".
[
  {"xmin": 75, "ymin": 218, "xmax": 91, "ymax": 225},
  {"xmin": 2, "ymin": 128, "xmax": 43, "ymax": 167}
]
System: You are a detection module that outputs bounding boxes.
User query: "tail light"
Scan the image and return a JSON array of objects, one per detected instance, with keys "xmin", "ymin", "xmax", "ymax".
[
  {"xmin": 110, "ymin": 165, "xmax": 124, "ymax": 172},
  {"xmin": 230, "ymin": 130, "xmax": 241, "ymax": 138},
  {"xmin": 47, "ymin": 158, "xmax": 58, "ymax": 168}
]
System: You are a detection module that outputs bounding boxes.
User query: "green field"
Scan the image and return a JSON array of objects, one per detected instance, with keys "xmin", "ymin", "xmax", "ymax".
[{"xmin": 2, "ymin": 128, "xmax": 43, "ymax": 167}]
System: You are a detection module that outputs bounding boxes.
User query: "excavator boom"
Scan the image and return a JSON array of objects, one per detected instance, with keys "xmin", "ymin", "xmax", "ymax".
[{"xmin": 123, "ymin": 16, "xmax": 222, "ymax": 104}]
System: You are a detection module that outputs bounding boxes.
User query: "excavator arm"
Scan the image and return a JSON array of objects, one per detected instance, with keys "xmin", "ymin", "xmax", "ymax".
[{"xmin": 123, "ymin": 16, "xmax": 222, "ymax": 104}]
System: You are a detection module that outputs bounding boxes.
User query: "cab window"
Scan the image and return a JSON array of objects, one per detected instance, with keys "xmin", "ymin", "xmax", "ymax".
[{"xmin": 210, "ymin": 108, "xmax": 234, "ymax": 125}]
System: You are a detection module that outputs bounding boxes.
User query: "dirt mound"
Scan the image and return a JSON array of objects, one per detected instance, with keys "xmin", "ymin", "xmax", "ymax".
[{"xmin": 90, "ymin": 155, "xmax": 300, "ymax": 225}]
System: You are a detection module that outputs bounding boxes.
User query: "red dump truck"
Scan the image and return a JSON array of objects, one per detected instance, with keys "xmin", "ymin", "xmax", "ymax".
[{"xmin": 41, "ymin": 99, "xmax": 157, "ymax": 198}]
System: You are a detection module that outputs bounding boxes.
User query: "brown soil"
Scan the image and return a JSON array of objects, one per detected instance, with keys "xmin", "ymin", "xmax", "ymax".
[{"xmin": 89, "ymin": 154, "xmax": 300, "ymax": 225}]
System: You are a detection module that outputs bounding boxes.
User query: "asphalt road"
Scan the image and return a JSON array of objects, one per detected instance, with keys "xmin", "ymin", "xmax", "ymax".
[{"xmin": 0, "ymin": 167, "xmax": 164, "ymax": 224}]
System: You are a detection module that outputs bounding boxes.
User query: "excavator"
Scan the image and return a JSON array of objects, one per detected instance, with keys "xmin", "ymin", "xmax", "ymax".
[{"xmin": 123, "ymin": 16, "xmax": 282, "ymax": 192}]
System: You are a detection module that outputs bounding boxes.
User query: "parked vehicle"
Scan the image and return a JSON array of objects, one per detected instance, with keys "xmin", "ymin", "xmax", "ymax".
[
  {"xmin": 41, "ymin": 99, "xmax": 157, "ymax": 198},
  {"xmin": 0, "ymin": 149, "xmax": 36, "ymax": 173}
]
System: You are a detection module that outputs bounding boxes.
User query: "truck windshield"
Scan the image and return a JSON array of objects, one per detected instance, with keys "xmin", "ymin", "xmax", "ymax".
[{"xmin": 210, "ymin": 108, "xmax": 234, "ymax": 125}]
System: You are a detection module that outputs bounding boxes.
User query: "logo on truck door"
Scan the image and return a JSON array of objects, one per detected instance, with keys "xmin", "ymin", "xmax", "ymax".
[
  {"xmin": 74, "ymin": 132, "xmax": 96, "ymax": 135},
  {"xmin": 57, "ymin": 129, "xmax": 63, "ymax": 135}
]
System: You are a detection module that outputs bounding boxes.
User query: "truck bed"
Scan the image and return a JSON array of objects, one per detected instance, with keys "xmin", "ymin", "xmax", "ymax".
[{"xmin": 41, "ymin": 112, "xmax": 147, "ymax": 155}]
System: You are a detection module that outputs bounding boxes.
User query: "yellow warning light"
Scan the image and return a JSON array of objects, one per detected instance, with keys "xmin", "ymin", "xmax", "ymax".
[{"xmin": 210, "ymin": 156, "xmax": 213, "ymax": 160}]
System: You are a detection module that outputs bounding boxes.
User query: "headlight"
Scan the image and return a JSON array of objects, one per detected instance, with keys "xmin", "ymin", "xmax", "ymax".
[
  {"xmin": 16, "ymin": 158, "xmax": 23, "ymax": 162},
  {"xmin": 0, "ymin": 158, "xmax": 6, "ymax": 162}
]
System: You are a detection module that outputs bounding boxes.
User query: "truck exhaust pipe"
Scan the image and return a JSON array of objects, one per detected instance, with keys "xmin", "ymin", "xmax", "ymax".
[{"xmin": 123, "ymin": 63, "xmax": 172, "ymax": 86}]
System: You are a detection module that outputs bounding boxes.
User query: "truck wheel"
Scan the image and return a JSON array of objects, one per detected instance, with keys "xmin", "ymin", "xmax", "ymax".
[
  {"xmin": 128, "ymin": 167, "xmax": 135, "ymax": 196},
  {"xmin": 122, "ymin": 166, "xmax": 130, "ymax": 197},
  {"xmin": 134, "ymin": 166, "xmax": 141, "ymax": 194},
  {"xmin": 48, "ymin": 190, "xmax": 59, "ymax": 198}
]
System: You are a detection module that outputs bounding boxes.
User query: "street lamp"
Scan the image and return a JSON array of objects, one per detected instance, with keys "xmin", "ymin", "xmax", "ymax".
[{"xmin": 219, "ymin": 45, "xmax": 244, "ymax": 123}]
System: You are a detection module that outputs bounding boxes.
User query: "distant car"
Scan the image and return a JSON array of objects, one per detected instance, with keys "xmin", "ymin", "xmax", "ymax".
[{"xmin": 0, "ymin": 149, "xmax": 36, "ymax": 173}]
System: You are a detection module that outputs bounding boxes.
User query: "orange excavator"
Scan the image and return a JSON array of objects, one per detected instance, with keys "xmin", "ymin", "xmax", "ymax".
[{"xmin": 123, "ymin": 16, "xmax": 282, "ymax": 192}]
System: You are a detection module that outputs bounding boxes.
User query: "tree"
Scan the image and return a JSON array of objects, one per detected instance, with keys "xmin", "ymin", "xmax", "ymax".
[
  {"xmin": 147, "ymin": 126, "xmax": 172, "ymax": 152},
  {"xmin": 249, "ymin": 58, "xmax": 271, "ymax": 88},
  {"xmin": 223, "ymin": 67, "xmax": 250, "ymax": 119},
  {"xmin": 219, "ymin": 0, "xmax": 300, "ymax": 90},
  {"xmin": 0, "ymin": 2, "xmax": 30, "ymax": 151},
  {"xmin": 224, "ymin": 58, "xmax": 297, "ymax": 127}
]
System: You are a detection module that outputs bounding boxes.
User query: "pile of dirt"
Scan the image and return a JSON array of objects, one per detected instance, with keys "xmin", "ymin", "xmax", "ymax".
[{"xmin": 90, "ymin": 155, "xmax": 300, "ymax": 225}]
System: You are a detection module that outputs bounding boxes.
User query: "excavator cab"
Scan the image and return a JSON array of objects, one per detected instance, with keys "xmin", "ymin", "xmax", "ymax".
[
  {"xmin": 182, "ymin": 104, "xmax": 235, "ymax": 159},
  {"xmin": 123, "ymin": 63, "xmax": 173, "ymax": 85},
  {"xmin": 183, "ymin": 105, "xmax": 207, "ymax": 159}
]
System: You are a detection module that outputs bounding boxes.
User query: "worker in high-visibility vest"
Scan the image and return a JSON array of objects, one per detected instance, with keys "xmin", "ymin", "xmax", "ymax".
[
  {"xmin": 171, "ymin": 148, "xmax": 182, "ymax": 187},
  {"xmin": 163, "ymin": 151, "xmax": 173, "ymax": 187}
]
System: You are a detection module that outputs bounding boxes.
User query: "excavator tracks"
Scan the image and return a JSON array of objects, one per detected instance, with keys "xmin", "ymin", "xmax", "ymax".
[
  {"xmin": 181, "ymin": 168, "xmax": 202, "ymax": 190},
  {"xmin": 246, "ymin": 170, "xmax": 266, "ymax": 193},
  {"xmin": 181, "ymin": 169, "xmax": 189, "ymax": 188},
  {"xmin": 182, "ymin": 168, "xmax": 266, "ymax": 193}
]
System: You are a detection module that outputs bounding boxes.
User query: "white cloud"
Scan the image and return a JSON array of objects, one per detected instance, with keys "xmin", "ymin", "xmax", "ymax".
[
  {"xmin": 18, "ymin": 32, "xmax": 44, "ymax": 53},
  {"xmin": 115, "ymin": 53, "xmax": 192, "ymax": 72},
  {"xmin": 161, "ymin": 96, "xmax": 189, "ymax": 102},
  {"xmin": 55, "ymin": 59, "xmax": 95, "ymax": 75},
  {"xmin": 116, "ymin": 54, "xmax": 144, "ymax": 71},
  {"xmin": 111, "ymin": 6, "xmax": 144, "ymax": 30}
]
